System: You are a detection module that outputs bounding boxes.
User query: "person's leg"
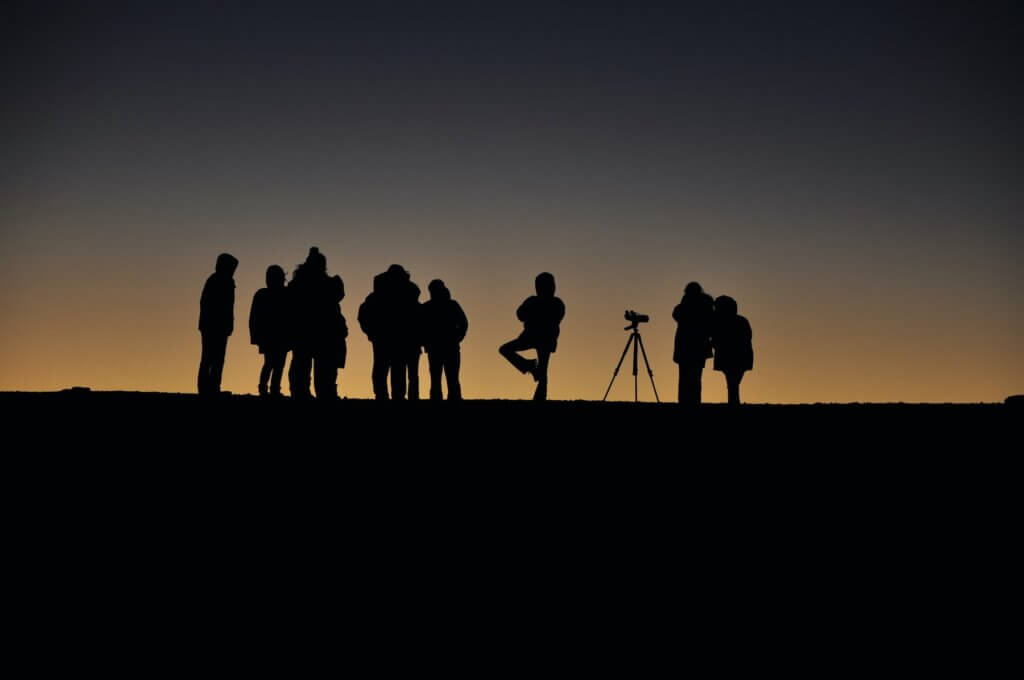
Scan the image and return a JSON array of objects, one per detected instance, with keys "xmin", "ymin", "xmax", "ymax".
[
  {"xmin": 533, "ymin": 350, "xmax": 550, "ymax": 401},
  {"xmin": 209, "ymin": 334, "xmax": 228, "ymax": 394},
  {"xmin": 371, "ymin": 344, "xmax": 389, "ymax": 400},
  {"xmin": 259, "ymin": 353, "xmax": 272, "ymax": 396},
  {"xmin": 269, "ymin": 350, "xmax": 287, "ymax": 396},
  {"xmin": 407, "ymin": 352, "xmax": 420, "ymax": 401},
  {"xmin": 446, "ymin": 347, "xmax": 462, "ymax": 401},
  {"xmin": 314, "ymin": 354, "xmax": 338, "ymax": 400},
  {"xmin": 428, "ymin": 352, "xmax": 444, "ymax": 401},
  {"xmin": 198, "ymin": 333, "xmax": 212, "ymax": 395},
  {"xmin": 679, "ymin": 362, "xmax": 701, "ymax": 405},
  {"xmin": 390, "ymin": 351, "xmax": 407, "ymax": 401},
  {"xmin": 499, "ymin": 336, "xmax": 537, "ymax": 375},
  {"xmin": 727, "ymin": 370, "xmax": 743, "ymax": 406},
  {"xmin": 289, "ymin": 350, "xmax": 313, "ymax": 399}
]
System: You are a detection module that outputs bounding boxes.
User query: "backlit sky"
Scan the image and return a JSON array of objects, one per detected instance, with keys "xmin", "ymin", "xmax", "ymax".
[{"xmin": 2, "ymin": 2, "xmax": 1020, "ymax": 402}]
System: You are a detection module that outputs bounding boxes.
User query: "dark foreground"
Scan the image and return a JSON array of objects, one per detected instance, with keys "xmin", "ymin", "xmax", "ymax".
[
  {"xmin": 4, "ymin": 390, "xmax": 1015, "ymax": 659},
  {"xmin": 4, "ymin": 389, "xmax": 1012, "ymax": 453}
]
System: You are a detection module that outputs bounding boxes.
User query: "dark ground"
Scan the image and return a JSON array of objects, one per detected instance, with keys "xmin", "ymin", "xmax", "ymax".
[
  {"xmin": 4, "ymin": 389, "xmax": 1012, "ymax": 453},
  {"xmin": 4, "ymin": 390, "xmax": 1015, "ymax": 659}
]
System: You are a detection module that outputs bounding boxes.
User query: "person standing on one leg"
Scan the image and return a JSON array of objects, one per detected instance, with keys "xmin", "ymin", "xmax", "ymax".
[
  {"xmin": 422, "ymin": 279, "xmax": 468, "ymax": 401},
  {"xmin": 499, "ymin": 272, "xmax": 565, "ymax": 401},
  {"xmin": 672, "ymin": 281, "xmax": 714, "ymax": 405},
  {"xmin": 198, "ymin": 252, "xmax": 238, "ymax": 396},
  {"xmin": 249, "ymin": 265, "xmax": 289, "ymax": 397},
  {"xmin": 712, "ymin": 295, "xmax": 753, "ymax": 406}
]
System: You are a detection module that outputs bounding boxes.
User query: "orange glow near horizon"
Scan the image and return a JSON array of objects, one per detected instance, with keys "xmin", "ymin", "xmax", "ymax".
[{"xmin": 1, "ymin": 223, "xmax": 1019, "ymax": 404}]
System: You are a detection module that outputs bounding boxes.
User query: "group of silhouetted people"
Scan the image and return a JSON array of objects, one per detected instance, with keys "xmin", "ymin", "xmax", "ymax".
[
  {"xmin": 672, "ymin": 281, "xmax": 754, "ymax": 406},
  {"xmin": 199, "ymin": 251, "xmax": 751, "ymax": 404},
  {"xmin": 357, "ymin": 264, "xmax": 470, "ymax": 401},
  {"xmin": 199, "ymin": 248, "xmax": 473, "ymax": 402}
]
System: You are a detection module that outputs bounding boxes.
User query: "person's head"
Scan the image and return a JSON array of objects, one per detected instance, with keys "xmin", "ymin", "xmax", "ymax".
[
  {"xmin": 304, "ymin": 247, "xmax": 327, "ymax": 274},
  {"xmin": 215, "ymin": 253, "xmax": 238, "ymax": 276},
  {"xmin": 329, "ymin": 275, "xmax": 344, "ymax": 303},
  {"xmin": 266, "ymin": 265, "xmax": 285, "ymax": 288},
  {"xmin": 715, "ymin": 295, "xmax": 738, "ymax": 316},
  {"xmin": 428, "ymin": 279, "xmax": 450, "ymax": 301},
  {"xmin": 387, "ymin": 264, "xmax": 410, "ymax": 281},
  {"xmin": 535, "ymin": 272, "xmax": 556, "ymax": 297},
  {"xmin": 684, "ymin": 281, "xmax": 703, "ymax": 297},
  {"xmin": 372, "ymin": 272, "xmax": 387, "ymax": 293}
]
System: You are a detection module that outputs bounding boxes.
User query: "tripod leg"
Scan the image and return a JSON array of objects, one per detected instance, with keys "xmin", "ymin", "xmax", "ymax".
[
  {"xmin": 602, "ymin": 334, "xmax": 635, "ymax": 401},
  {"xmin": 636, "ymin": 333, "xmax": 661, "ymax": 403},
  {"xmin": 632, "ymin": 332, "xmax": 639, "ymax": 402}
]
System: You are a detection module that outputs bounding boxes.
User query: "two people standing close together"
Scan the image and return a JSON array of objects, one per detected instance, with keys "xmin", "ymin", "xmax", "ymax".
[{"xmin": 673, "ymin": 282, "xmax": 754, "ymax": 406}]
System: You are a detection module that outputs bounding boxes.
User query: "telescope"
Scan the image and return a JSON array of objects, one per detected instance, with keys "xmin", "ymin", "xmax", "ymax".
[
  {"xmin": 604, "ymin": 310, "xmax": 660, "ymax": 402},
  {"xmin": 623, "ymin": 310, "xmax": 649, "ymax": 330}
]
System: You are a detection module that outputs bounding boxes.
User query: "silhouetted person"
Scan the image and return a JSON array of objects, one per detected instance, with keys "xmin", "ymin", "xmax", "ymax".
[
  {"xmin": 391, "ymin": 265, "xmax": 422, "ymax": 400},
  {"xmin": 288, "ymin": 247, "xmax": 344, "ymax": 400},
  {"xmin": 316, "ymin": 274, "xmax": 348, "ymax": 400},
  {"xmin": 359, "ymin": 272, "xmax": 391, "ymax": 400},
  {"xmin": 389, "ymin": 265, "xmax": 423, "ymax": 401},
  {"xmin": 712, "ymin": 295, "xmax": 753, "ymax": 406},
  {"xmin": 672, "ymin": 281, "xmax": 714, "ymax": 405},
  {"xmin": 499, "ymin": 272, "xmax": 565, "ymax": 401},
  {"xmin": 198, "ymin": 253, "xmax": 238, "ymax": 396},
  {"xmin": 249, "ymin": 265, "xmax": 289, "ymax": 397},
  {"xmin": 422, "ymin": 279, "xmax": 468, "ymax": 401},
  {"xmin": 359, "ymin": 265, "xmax": 422, "ymax": 401}
]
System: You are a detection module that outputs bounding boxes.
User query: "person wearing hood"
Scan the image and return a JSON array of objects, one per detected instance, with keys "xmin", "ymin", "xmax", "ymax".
[
  {"xmin": 359, "ymin": 264, "xmax": 421, "ymax": 400},
  {"xmin": 198, "ymin": 252, "xmax": 238, "ymax": 396},
  {"xmin": 711, "ymin": 295, "xmax": 753, "ymax": 406},
  {"xmin": 314, "ymin": 274, "xmax": 348, "ymax": 400},
  {"xmin": 249, "ymin": 264, "xmax": 289, "ymax": 397},
  {"xmin": 287, "ymin": 247, "xmax": 344, "ymax": 400},
  {"xmin": 499, "ymin": 272, "xmax": 565, "ymax": 401},
  {"xmin": 358, "ymin": 271, "xmax": 391, "ymax": 400},
  {"xmin": 421, "ymin": 279, "xmax": 468, "ymax": 401},
  {"xmin": 672, "ymin": 281, "xmax": 714, "ymax": 405}
]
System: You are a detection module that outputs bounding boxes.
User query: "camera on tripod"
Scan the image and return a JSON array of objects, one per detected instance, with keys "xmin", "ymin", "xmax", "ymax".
[
  {"xmin": 604, "ymin": 310, "xmax": 660, "ymax": 402},
  {"xmin": 624, "ymin": 310, "xmax": 649, "ymax": 329}
]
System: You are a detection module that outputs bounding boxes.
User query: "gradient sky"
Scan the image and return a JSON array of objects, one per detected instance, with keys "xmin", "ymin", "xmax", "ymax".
[{"xmin": 2, "ymin": 2, "xmax": 1020, "ymax": 402}]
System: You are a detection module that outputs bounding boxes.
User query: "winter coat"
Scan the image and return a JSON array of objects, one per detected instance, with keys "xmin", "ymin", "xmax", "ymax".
[
  {"xmin": 199, "ymin": 271, "xmax": 235, "ymax": 337},
  {"xmin": 517, "ymin": 295, "xmax": 566, "ymax": 353},
  {"xmin": 672, "ymin": 292, "xmax": 714, "ymax": 364},
  {"xmin": 249, "ymin": 287, "xmax": 289, "ymax": 352},
  {"xmin": 712, "ymin": 314, "xmax": 753, "ymax": 373},
  {"xmin": 421, "ymin": 293, "xmax": 468, "ymax": 353}
]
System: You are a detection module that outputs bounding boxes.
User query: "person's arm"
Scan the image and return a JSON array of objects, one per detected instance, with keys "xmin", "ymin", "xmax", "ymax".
[
  {"xmin": 198, "ymin": 278, "xmax": 211, "ymax": 332},
  {"xmin": 516, "ymin": 298, "xmax": 531, "ymax": 322},
  {"xmin": 454, "ymin": 301, "xmax": 468, "ymax": 342},
  {"xmin": 226, "ymin": 281, "xmax": 235, "ymax": 337},
  {"xmin": 249, "ymin": 291, "xmax": 261, "ymax": 345}
]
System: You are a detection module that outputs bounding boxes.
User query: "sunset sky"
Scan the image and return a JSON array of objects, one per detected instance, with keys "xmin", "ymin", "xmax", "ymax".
[{"xmin": 2, "ymin": 2, "xmax": 1020, "ymax": 402}]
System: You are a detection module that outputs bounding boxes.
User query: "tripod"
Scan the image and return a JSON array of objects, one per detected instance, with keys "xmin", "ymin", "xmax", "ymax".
[{"xmin": 602, "ymin": 321, "xmax": 660, "ymax": 402}]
